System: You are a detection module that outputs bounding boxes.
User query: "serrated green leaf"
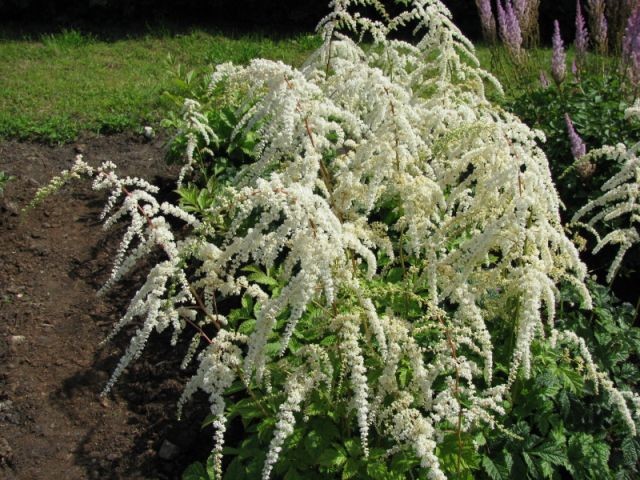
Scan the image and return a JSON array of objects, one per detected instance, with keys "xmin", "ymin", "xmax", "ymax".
[
  {"xmin": 532, "ymin": 441, "xmax": 567, "ymax": 466},
  {"xmin": 482, "ymin": 456, "xmax": 503, "ymax": 480},
  {"xmin": 366, "ymin": 462, "xmax": 390, "ymax": 480},
  {"xmin": 522, "ymin": 451, "xmax": 539, "ymax": 478},
  {"xmin": 238, "ymin": 319, "xmax": 256, "ymax": 335}
]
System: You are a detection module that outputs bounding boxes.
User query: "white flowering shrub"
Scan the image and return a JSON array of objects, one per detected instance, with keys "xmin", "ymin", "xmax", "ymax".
[{"xmin": 33, "ymin": 1, "xmax": 640, "ymax": 478}]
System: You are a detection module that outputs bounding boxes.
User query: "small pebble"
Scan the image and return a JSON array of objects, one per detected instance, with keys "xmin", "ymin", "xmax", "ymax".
[
  {"xmin": 143, "ymin": 126, "xmax": 155, "ymax": 140},
  {"xmin": 158, "ymin": 439, "xmax": 180, "ymax": 460},
  {"xmin": 8, "ymin": 335, "xmax": 26, "ymax": 345}
]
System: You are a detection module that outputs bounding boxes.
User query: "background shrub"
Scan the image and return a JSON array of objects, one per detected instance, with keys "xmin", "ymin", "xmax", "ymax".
[
  {"xmin": 507, "ymin": 75, "xmax": 640, "ymax": 216},
  {"xmin": 505, "ymin": 74, "xmax": 640, "ymax": 299},
  {"xmin": 0, "ymin": 0, "xmax": 582, "ymax": 41}
]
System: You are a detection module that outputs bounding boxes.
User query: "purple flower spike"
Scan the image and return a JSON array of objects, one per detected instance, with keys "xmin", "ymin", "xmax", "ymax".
[
  {"xmin": 497, "ymin": 0, "xmax": 523, "ymax": 57},
  {"xmin": 575, "ymin": 1, "xmax": 589, "ymax": 62},
  {"xmin": 588, "ymin": 0, "xmax": 608, "ymax": 54},
  {"xmin": 514, "ymin": 0, "xmax": 527, "ymax": 20},
  {"xmin": 476, "ymin": 0, "xmax": 497, "ymax": 43},
  {"xmin": 623, "ymin": 6, "xmax": 640, "ymax": 86},
  {"xmin": 565, "ymin": 113, "xmax": 587, "ymax": 160},
  {"xmin": 552, "ymin": 20, "xmax": 567, "ymax": 85}
]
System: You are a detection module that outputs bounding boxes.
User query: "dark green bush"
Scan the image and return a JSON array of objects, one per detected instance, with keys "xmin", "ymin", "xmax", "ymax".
[
  {"xmin": 479, "ymin": 281, "xmax": 640, "ymax": 480},
  {"xmin": 506, "ymin": 74, "xmax": 640, "ymax": 217}
]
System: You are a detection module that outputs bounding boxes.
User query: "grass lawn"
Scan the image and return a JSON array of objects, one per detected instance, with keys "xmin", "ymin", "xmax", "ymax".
[
  {"xmin": 0, "ymin": 29, "xmax": 321, "ymax": 143},
  {"xmin": 0, "ymin": 28, "xmax": 606, "ymax": 144}
]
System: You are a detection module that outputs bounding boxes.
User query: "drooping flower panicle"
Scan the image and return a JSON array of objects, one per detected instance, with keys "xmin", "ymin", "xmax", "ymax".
[{"xmin": 572, "ymin": 102, "xmax": 640, "ymax": 284}]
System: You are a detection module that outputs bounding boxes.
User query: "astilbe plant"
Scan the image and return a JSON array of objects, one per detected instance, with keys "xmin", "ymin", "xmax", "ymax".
[
  {"xmin": 497, "ymin": 0, "xmax": 524, "ymax": 60},
  {"xmin": 588, "ymin": 0, "xmax": 608, "ymax": 55},
  {"xmin": 514, "ymin": 0, "xmax": 540, "ymax": 47},
  {"xmin": 575, "ymin": 1, "xmax": 589, "ymax": 67},
  {"xmin": 607, "ymin": 0, "xmax": 639, "ymax": 54},
  {"xmin": 475, "ymin": 0, "xmax": 496, "ymax": 44},
  {"xmin": 32, "ymin": 0, "xmax": 640, "ymax": 478},
  {"xmin": 551, "ymin": 20, "xmax": 567, "ymax": 86},
  {"xmin": 623, "ymin": 5, "xmax": 640, "ymax": 89}
]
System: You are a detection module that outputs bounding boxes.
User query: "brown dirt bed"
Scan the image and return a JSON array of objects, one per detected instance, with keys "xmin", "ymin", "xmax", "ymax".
[{"xmin": 0, "ymin": 133, "xmax": 210, "ymax": 480}]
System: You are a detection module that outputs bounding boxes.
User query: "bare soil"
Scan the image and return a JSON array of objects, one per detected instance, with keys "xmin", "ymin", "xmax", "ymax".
[{"xmin": 0, "ymin": 133, "xmax": 210, "ymax": 480}]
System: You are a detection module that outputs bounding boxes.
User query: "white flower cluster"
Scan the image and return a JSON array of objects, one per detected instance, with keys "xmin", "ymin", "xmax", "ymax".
[
  {"xmin": 263, "ymin": 346, "xmax": 332, "ymax": 479},
  {"xmin": 26, "ymin": 154, "xmax": 94, "ymax": 211},
  {"xmin": 552, "ymin": 330, "xmax": 640, "ymax": 435},
  {"xmin": 32, "ymin": 0, "xmax": 639, "ymax": 478},
  {"xmin": 178, "ymin": 330, "xmax": 247, "ymax": 478}
]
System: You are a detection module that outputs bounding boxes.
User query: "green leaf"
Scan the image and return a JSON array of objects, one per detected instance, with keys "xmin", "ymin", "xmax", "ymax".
[
  {"xmin": 482, "ymin": 456, "xmax": 503, "ymax": 480},
  {"xmin": 344, "ymin": 438, "xmax": 361, "ymax": 457},
  {"xmin": 241, "ymin": 295, "xmax": 253, "ymax": 310},
  {"xmin": 390, "ymin": 451, "xmax": 419, "ymax": 473},
  {"xmin": 222, "ymin": 458, "xmax": 245, "ymax": 480},
  {"xmin": 317, "ymin": 447, "xmax": 347, "ymax": 468},
  {"xmin": 342, "ymin": 458, "xmax": 360, "ymax": 479},
  {"xmin": 310, "ymin": 418, "xmax": 340, "ymax": 442},
  {"xmin": 201, "ymin": 413, "xmax": 216, "ymax": 428},
  {"xmin": 238, "ymin": 319, "xmax": 256, "ymax": 335},
  {"xmin": 522, "ymin": 451, "xmax": 539, "ymax": 478},
  {"xmin": 366, "ymin": 462, "xmax": 390, "ymax": 480},
  {"xmin": 621, "ymin": 436, "xmax": 638, "ymax": 466},
  {"xmin": 248, "ymin": 271, "xmax": 279, "ymax": 286},
  {"xmin": 182, "ymin": 462, "xmax": 208, "ymax": 480},
  {"xmin": 304, "ymin": 430, "xmax": 329, "ymax": 456},
  {"xmin": 531, "ymin": 441, "xmax": 567, "ymax": 467}
]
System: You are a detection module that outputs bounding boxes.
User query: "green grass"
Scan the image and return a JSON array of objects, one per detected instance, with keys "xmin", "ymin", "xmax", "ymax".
[
  {"xmin": 0, "ymin": 28, "xmax": 619, "ymax": 144},
  {"xmin": 0, "ymin": 29, "xmax": 321, "ymax": 144}
]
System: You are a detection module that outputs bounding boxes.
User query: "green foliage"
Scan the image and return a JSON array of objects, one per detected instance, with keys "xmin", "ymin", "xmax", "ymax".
[
  {"xmin": 41, "ymin": 29, "xmax": 96, "ymax": 52},
  {"xmin": 478, "ymin": 281, "xmax": 640, "ymax": 480},
  {"xmin": 503, "ymin": 72, "xmax": 640, "ymax": 288},
  {"xmin": 179, "ymin": 277, "xmax": 640, "ymax": 479}
]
